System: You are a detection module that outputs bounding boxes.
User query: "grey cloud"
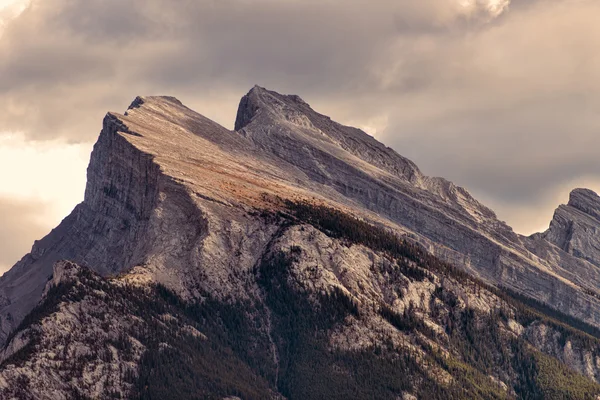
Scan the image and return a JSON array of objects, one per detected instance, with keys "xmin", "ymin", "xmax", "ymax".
[
  {"xmin": 0, "ymin": 0, "xmax": 509, "ymax": 138},
  {"xmin": 0, "ymin": 197, "xmax": 51, "ymax": 273}
]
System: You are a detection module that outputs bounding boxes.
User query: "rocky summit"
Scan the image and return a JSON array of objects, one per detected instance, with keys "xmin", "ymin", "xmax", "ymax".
[
  {"xmin": 2, "ymin": 87, "xmax": 600, "ymax": 399},
  {"xmin": 543, "ymin": 188, "xmax": 600, "ymax": 264}
]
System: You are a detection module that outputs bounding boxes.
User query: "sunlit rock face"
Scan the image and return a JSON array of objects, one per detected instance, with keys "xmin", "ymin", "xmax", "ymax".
[
  {"xmin": 1, "ymin": 85, "xmax": 600, "ymax": 350},
  {"xmin": 543, "ymin": 189, "xmax": 600, "ymax": 266}
]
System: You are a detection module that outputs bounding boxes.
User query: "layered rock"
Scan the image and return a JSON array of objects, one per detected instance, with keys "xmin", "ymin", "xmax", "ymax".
[
  {"xmin": 544, "ymin": 189, "xmax": 600, "ymax": 265},
  {"xmin": 232, "ymin": 87, "xmax": 600, "ymax": 327}
]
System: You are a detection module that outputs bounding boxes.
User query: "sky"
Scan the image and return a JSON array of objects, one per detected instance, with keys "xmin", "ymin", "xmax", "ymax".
[{"xmin": 1, "ymin": 0, "xmax": 600, "ymax": 273}]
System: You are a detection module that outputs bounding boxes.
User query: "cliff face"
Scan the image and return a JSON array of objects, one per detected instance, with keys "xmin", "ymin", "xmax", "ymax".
[
  {"xmin": 2, "ymin": 87, "xmax": 600, "ymax": 398},
  {"xmin": 0, "ymin": 111, "xmax": 164, "ymax": 343},
  {"xmin": 543, "ymin": 189, "xmax": 600, "ymax": 265}
]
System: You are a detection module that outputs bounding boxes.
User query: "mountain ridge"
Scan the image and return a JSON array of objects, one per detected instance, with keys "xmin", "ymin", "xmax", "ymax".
[
  {"xmin": 540, "ymin": 188, "xmax": 600, "ymax": 269},
  {"xmin": 2, "ymin": 87, "xmax": 600, "ymax": 341},
  {"xmin": 2, "ymin": 87, "xmax": 600, "ymax": 398}
]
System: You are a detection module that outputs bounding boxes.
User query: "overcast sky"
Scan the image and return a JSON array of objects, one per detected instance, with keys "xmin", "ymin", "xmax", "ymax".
[{"xmin": 1, "ymin": 0, "xmax": 600, "ymax": 273}]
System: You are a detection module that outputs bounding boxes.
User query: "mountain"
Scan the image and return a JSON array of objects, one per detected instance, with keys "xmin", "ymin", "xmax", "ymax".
[
  {"xmin": 543, "ymin": 188, "xmax": 600, "ymax": 265},
  {"xmin": 2, "ymin": 87, "xmax": 600, "ymax": 398}
]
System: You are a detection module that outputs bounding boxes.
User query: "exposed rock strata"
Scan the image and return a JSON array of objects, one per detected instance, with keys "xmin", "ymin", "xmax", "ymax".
[{"xmin": 543, "ymin": 189, "xmax": 600, "ymax": 266}]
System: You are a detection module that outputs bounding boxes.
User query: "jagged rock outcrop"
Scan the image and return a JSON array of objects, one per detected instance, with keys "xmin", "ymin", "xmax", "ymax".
[
  {"xmin": 0, "ymin": 261, "xmax": 144, "ymax": 399},
  {"xmin": 523, "ymin": 189, "xmax": 600, "ymax": 309},
  {"xmin": 544, "ymin": 188, "xmax": 600, "ymax": 265}
]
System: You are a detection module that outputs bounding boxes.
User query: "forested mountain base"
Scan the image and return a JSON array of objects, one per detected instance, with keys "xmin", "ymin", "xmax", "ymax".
[{"xmin": 2, "ymin": 202, "xmax": 600, "ymax": 399}]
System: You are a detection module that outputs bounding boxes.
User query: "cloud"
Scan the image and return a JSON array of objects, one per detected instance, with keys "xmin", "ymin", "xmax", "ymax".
[
  {"xmin": 0, "ymin": 196, "xmax": 50, "ymax": 273},
  {"xmin": 0, "ymin": 0, "xmax": 598, "ymax": 237},
  {"xmin": 0, "ymin": 133, "xmax": 89, "ymax": 272},
  {"xmin": 458, "ymin": 0, "xmax": 511, "ymax": 20},
  {"xmin": 0, "ymin": 0, "xmax": 513, "ymax": 138},
  {"xmin": 0, "ymin": 133, "xmax": 89, "ymax": 209},
  {"xmin": 0, "ymin": 0, "xmax": 29, "ymax": 27}
]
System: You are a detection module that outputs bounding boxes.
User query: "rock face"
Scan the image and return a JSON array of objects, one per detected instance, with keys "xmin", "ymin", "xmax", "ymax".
[
  {"xmin": 544, "ymin": 188, "xmax": 600, "ymax": 265},
  {"xmin": 3, "ymin": 86, "xmax": 600, "ymax": 398},
  {"xmin": 228, "ymin": 87, "xmax": 600, "ymax": 329},
  {"xmin": 0, "ymin": 261, "xmax": 144, "ymax": 399},
  {"xmin": 0, "ymin": 112, "xmax": 164, "ymax": 343}
]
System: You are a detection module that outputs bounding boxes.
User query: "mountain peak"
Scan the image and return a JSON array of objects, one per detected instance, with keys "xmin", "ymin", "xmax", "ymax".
[
  {"xmin": 234, "ymin": 87, "xmax": 261, "ymax": 131},
  {"xmin": 126, "ymin": 95, "xmax": 185, "ymax": 114},
  {"xmin": 234, "ymin": 85, "xmax": 311, "ymax": 131},
  {"xmin": 568, "ymin": 188, "xmax": 600, "ymax": 218},
  {"xmin": 542, "ymin": 188, "xmax": 600, "ymax": 266},
  {"xmin": 127, "ymin": 96, "xmax": 145, "ymax": 110}
]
